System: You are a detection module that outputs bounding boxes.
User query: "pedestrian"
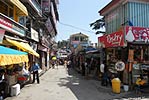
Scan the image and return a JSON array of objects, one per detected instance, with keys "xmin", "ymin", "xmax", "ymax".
[
  {"xmin": 100, "ymin": 61, "xmax": 108, "ymax": 86},
  {"xmin": 52, "ymin": 60, "xmax": 55, "ymax": 69},
  {"xmin": 31, "ymin": 61, "xmax": 40, "ymax": 84},
  {"xmin": 81, "ymin": 62, "xmax": 85, "ymax": 76}
]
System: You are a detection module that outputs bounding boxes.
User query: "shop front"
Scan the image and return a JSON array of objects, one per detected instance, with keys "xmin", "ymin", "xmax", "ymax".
[
  {"xmin": 0, "ymin": 45, "xmax": 29, "ymax": 98},
  {"xmin": 98, "ymin": 26, "xmax": 149, "ymax": 90}
]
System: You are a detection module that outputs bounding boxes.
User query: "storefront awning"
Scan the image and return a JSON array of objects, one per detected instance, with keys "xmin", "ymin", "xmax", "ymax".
[
  {"xmin": 10, "ymin": 0, "xmax": 28, "ymax": 16},
  {"xmin": 0, "ymin": 45, "xmax": 28, "ymax": 66},
  {"xmin": 6, "ymin": 38, "xmax": 40, "ymax": 57}
]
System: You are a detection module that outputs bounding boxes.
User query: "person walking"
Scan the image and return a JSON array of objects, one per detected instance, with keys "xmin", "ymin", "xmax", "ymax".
[{"xmin": 31, "ymin": 61, "xmax": 40, "ymax": 84}]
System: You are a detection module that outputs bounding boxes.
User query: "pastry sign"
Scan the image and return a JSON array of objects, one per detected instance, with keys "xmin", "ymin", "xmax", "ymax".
[
  {"xmin": 107, "ymin": 33, "xmax": 123, "ymax": 45},
  {"xmin": 98, "ymin": 31, "xmax": 125, "ymax": 48}
]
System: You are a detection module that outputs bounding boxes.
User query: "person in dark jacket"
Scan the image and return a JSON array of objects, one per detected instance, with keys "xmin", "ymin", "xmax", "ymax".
[{"xmin": 31, "ymin": 61, "xmax": 40, "ymax": 84}]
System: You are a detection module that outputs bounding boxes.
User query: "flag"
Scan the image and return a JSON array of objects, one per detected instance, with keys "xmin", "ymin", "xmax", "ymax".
[{"xmin": 128, "ymin": 20, "xmax": 133, "ymax": 26}]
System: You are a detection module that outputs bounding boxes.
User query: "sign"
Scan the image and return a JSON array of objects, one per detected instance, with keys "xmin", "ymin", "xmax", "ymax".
[
  {"xmin": 31, "ymin": 28, "xmax": 39, "ymax": 42},
  {"xmin": 46, "ymin": 18, "xmax": 53, "ymax": 33},
  {"xmin": 126, "ymin": 26, "xmax": 149, "ymax": 42},
  {"xmin": 0, "ymin": 13, "xmax": 25, "ymax": 36},
  {"xmin": 0, "ymin": 29, "xmax": 5, "ymax": 43},
  {"xmin": 42, "ymin": 0, "xmax": 50, "ymax": 12},
  {"xmin": 98, "ymin": 31, "xmax": 125, "ymax": 48}
]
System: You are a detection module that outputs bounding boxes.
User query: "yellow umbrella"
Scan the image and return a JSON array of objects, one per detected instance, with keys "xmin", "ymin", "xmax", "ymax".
[{"xmin": 52, "ymin": 56, "xmax": 57, "ymax": 60}]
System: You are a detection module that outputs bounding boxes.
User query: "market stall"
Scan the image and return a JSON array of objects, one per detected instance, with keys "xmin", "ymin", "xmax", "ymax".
[
  {"xmin": 98, "ymin": 26, "xmax": 149, "ymax": 90},
  {"xmin": 0, "ymin": 45, "xmax": 29, "ymax": 97}
]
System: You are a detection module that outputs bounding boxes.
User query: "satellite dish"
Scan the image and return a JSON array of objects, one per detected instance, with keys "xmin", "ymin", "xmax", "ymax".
[{"xmin": 115, "ymin": 61, "xmax": 125, "ymax": 71}]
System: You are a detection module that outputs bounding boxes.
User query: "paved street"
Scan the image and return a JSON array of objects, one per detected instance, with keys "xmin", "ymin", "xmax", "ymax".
[{"xmin": 5, "ymin": 65, "xmax": 149, "ymax": 100}]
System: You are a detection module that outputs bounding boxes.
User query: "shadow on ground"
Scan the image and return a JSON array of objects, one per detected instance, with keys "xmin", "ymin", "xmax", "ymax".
[{"xmin": 57, "ymin": 67, "xmax": 149, "ymax": 100}]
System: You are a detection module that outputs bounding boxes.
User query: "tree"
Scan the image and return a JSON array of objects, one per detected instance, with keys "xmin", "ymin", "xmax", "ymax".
[
  {"xmin": 90, "ymin": 17, "xmax": 106, "ymax": 35},
  {"xmin": 57, "ymin": 40, "xmax": 69, "ymax": 49}
]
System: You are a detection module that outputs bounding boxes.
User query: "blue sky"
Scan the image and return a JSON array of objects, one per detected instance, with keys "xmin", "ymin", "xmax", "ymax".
[{"xmin": 56, "ymin": 0, "xmax": 112, "ymax": 43}]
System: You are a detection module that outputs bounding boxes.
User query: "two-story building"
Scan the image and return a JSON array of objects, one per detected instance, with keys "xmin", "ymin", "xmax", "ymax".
[{"xmin": 98, "ymin": 0, "xmax": 149, "ymax": 87}]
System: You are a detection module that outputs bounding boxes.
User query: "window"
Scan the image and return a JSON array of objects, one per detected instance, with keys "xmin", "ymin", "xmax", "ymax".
[
  {"xmin": 0, "ymin": 1, "xmax": 8, "ymax": 15},
  {"xmin": 0, "ymin": 1, "xmax": 13, "ymax": 19}
]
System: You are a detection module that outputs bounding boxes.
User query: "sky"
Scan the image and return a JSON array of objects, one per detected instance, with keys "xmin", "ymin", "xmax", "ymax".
[{"xmin": 56, "ymin": 0, "xmax": 112, "ymax": 43}]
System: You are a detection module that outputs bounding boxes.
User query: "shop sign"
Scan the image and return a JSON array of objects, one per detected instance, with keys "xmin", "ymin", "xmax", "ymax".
[
  {"xmin": 42, "ymin": 0, "xmax": 50, "ymax": 12},
  {"xmin": 0, "ymin": 29, "xmax": 5, "ymax": 43},
  {"xmin": 0, "ymin": 14, "xmax": 25, "ymax": 36},
  {"xmin": 71, "ymin": 41, "xmax": 80, "ymax": 45},
  {"xmin": 126, "ymin": 26, "xmax": 149, "ymax": 42},
  {"xmin": 98, "ymin": 31, "xmax": 124, "ymax": 48},
  {"xmin": 38, "ymin": 45, "xmax": 48, "ymax": 52},
  {"xmin": 46, "ymin": 18, "xmax": 53, "ymax": 33},
  {"xmin": 31, "ymin": 28, "xmax": 39, "ymax": 42}
]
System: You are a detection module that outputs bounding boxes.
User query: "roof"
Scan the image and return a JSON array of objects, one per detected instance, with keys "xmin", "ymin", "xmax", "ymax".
[
  {"xmin": 99, "ymin": 0, "xmax": 124, "ymax": 16},
  {"xmin": 99, "ymin": 0, "xmax": 149, "ymax": 16},
  {"xmin": 70, "ymin": 32, "xmax": 88, "ymax": 38}
]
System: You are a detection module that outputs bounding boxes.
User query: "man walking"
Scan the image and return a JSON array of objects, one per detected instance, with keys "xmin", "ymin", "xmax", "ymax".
[{"xmin": 31, "ymin": 61, "xmax": 40, "ymax": 84}]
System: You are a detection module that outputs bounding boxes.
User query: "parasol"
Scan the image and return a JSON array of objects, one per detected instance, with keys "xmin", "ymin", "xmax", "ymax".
[
  {"xmin": 0, "ymin": 45, "xmax": 29, "ymax": 66},
  {"xmin": 52, "ymin": 56, "xmax": 57, "ymax": 60}
]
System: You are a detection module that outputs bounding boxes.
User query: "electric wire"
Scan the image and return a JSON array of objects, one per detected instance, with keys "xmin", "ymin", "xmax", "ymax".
[{"xmin": 58, "ymin": 21, "xmax": 95, "ymax": 33}]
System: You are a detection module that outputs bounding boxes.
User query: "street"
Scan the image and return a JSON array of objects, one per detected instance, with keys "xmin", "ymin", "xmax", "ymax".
[{"xmin": 5, "ymin": 65, "xmax": 149, "ymax": 100}]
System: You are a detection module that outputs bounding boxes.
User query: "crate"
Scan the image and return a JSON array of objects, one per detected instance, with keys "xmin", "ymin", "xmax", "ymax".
[{"xmin": 10, "ymin": 84, "xmax": 20, "ymax": 96}]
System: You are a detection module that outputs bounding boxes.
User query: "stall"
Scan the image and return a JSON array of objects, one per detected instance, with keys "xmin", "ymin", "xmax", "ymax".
[
  {"xmin": 98, "ymin": 26, "xmax": 149, "ymax": 90},
  {"xmin": 0, "ymin": 45, "xmax": 29, "ymax": 97}
]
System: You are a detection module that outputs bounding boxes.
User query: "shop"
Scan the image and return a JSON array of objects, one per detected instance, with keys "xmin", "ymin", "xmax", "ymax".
[
  {"xmin": 0, "ymin": 45, "xmax": 29, "ymax": 98},
  {"xmin": 98, "ymin": 26, "xmax": 149, "ymax": 89}
]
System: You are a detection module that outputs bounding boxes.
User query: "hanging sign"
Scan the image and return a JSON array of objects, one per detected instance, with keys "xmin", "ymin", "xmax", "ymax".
[
  {"xmin": 0, "ymin": 29, "xmax": 5, "ymax": 43},
  {"xmin": 98, "ymin": 31, "xmax": 125, "ymax": 48},
  {"xmin": 126, "ymin": 26, "xmax": 149, "ymax": 42}
]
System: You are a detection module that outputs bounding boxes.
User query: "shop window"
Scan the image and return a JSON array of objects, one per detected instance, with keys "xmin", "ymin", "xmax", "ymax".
[
  {"xmin": 19, "ymin": 16, "xmax": 26, "ymax": 26},
  {"xmin": 8, "ymin": 7, "xmax": 13, "ymax": 19},
  {"xmin": 74, "ymin": 37, "xmax": 79, "ymax": 41}
]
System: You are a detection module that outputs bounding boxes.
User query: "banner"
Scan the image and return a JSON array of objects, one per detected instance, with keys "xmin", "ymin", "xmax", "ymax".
[
  {"xmin": 0, "ymin": 29, "xmax": 5, "ymax": 43},
  {"xmin": 98, "ymin": 31, "xmax": 125, "ymax": 48},
  {"xmin": 126, "ymin": 26, "xmax": 149, "ymax": 42}
]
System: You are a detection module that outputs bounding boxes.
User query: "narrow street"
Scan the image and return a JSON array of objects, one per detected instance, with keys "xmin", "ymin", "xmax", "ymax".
[{"xmin": 5, "ymin": 65, "xmax": 149, "ymax": 100}]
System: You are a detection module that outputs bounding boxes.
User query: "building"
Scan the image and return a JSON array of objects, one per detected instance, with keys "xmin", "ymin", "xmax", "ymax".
[
  {"xmin": 70, "ymin": 32, "xmax": 90, "ymax": 49},
  {"xmin": 99, "ymin": 0, "xmax": 149, "ymax": 34},
  {"xmin": 0, "ymin": 0, "xmax": 59, "ymax": 96},
  {"xmin": 98, "ymin": 0, "xmax": 149, "ymax": 86}
]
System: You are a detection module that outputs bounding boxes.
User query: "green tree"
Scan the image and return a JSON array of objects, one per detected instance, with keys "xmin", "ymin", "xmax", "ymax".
[{"xmin": 90, "ymin": 17, "xmax": 106, "ymax": 35}]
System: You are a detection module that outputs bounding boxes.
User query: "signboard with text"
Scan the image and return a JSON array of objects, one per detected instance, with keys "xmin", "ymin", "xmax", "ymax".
[
  {"xmin": 98, "ymin": 31, "xmax": 125, "ymax": 48},
  {"xmin": 0, "ymin": 13, "xmax": 25, "ymax": 36},
  {"xmin": 125, "ymin": 26, "xmax": 149, "ymax": 42}
]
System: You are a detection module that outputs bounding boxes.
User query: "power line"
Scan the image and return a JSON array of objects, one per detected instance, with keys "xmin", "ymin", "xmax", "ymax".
[{"xmin": 58, "ymin": 21, "xmax": 95, "ymax": 33}]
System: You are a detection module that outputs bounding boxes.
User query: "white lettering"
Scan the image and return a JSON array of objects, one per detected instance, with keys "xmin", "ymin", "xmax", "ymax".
[{"xmin": 106, "ymin": 34, "xmax": 122, "ymax": 44}]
